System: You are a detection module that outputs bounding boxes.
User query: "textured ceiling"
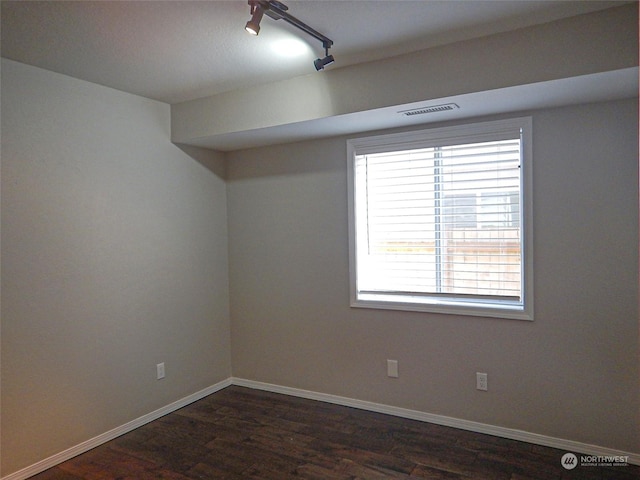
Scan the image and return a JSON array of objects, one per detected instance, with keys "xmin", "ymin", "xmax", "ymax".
[{"xmin": 1, "ymin": 1, "xmax": 628, "ymax": 104}]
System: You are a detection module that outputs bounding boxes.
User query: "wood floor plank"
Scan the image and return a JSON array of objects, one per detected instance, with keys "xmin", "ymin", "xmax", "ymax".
[
  {"xmin": 24, "ymin": 469, "xmax": 84, "ymax": 480},
  {"xmin": 56, "ymin": 444, "xmax": 193, "ymax": 480},
  {"xmin": 28, "ymin": 386, "xmax": 639, "ymax": 480},
  {"xmin": 314, "ymin": 441, "xmax": 416, "ymax": 476}
]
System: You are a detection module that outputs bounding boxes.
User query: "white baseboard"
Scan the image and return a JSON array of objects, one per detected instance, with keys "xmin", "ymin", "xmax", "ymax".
[
  {"xmin": 4, "ymin": 375, "xmax": 638, "ymax": 480},
  {"xmin": 231, "ymin": 377, "xmax": 640, "ymax": 466},
  {"xmin": 1, "ymin": 378, "xmax": 232, "ymax": 480}
]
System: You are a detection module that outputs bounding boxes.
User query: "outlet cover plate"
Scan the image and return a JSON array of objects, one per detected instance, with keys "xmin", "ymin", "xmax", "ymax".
[
  {"xmin": 387, "ymin": 359, "xmax": 399, "ymax": 378},
  {"xmin": 476, "ymin": 372, "xmax": 488, "ymax": 391}
]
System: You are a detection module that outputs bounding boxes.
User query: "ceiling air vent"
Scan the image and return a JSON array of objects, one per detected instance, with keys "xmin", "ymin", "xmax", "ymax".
[{"xmin": 399, "ymin": 103, "xmax": 460, "ymax": 116}]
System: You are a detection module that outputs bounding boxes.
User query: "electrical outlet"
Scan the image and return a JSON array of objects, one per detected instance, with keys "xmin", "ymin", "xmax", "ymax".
[
  {"xmin": 157, "ymin": 362, "xmax": 165, "ymax": 380},
  {"xmin": 476, "ymin": 372, "xmax": 488, "ymax": 391},
  {"xmin": 387, "ymin": 359, "xmax": 399, "ymax": 378}
]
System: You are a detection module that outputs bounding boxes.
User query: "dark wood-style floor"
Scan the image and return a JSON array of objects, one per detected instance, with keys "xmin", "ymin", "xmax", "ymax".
[{"xmin": 31, "ymin": 386, "xmax": 637, "ymax": 480}]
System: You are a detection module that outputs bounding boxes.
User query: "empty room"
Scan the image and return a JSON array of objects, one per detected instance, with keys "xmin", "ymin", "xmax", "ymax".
[{"xmin": 1, "ymin": 1, "xmax": 638, "ymax": 479}]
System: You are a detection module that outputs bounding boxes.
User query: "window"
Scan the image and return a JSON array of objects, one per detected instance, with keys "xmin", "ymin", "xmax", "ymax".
[{"xmin": 347, "ymin": 118, "xmax": 533, "ymax": 320}]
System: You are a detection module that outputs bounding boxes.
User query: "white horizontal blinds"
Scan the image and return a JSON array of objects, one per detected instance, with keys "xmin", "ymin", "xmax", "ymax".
[{"xmin": 356, "ymin": 137, "xmax": 522, "ymax": 299}]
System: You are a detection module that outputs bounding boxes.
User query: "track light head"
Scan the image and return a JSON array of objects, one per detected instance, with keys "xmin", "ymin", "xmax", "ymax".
[
  {"xmin": 245, "ymin": 4, "xmax": 264, "ymax": 35},
  {"xmin": 245, "ymin": 21, "xmax": 259, "ymax": 35},
  {"xmin": 314, "ymin": 54, "xmax": 334, "ymax": 71}
]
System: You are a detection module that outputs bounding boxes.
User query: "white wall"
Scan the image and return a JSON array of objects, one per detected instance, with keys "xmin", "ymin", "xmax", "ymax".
[
  {"xmin": 1, "ymin": 59, "xmax": 231, "ymax": 475},
  {"xmin": 226, "ymin": 98, "xmax": 639, "ymax": 454}
]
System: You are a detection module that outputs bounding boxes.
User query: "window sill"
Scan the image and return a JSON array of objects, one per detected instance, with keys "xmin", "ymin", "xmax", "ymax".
[{"xmin": 352, "ymin": 293, "xmax": 533, "ymax": 321}]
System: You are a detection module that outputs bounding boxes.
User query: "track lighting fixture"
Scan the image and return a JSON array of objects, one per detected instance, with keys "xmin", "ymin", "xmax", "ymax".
[{"xmin": 245, "ymin": 0, "xmax": 335, "ymax": 71}]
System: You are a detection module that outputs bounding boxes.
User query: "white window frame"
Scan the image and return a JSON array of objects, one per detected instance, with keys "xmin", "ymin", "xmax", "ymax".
[{"xmin": 347, "ymin": 117, "xmax": 533, "ymax": 320}]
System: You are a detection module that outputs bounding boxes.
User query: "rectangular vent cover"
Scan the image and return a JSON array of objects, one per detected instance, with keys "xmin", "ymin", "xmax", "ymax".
[{"xmin": 399, "ymin": 103, "xmax": 460, "ymax": 116}]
